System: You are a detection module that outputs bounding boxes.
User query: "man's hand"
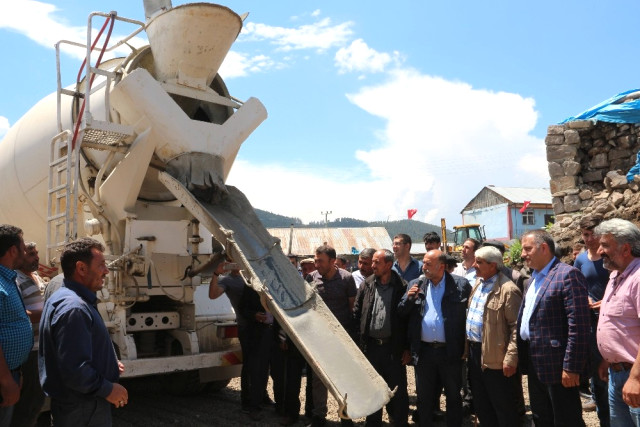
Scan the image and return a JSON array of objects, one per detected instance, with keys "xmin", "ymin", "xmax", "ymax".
[
  {"xmin": 214, "ymin": 262, "xmax": 226, "ymax": 276},
  {"xmin": 401, "ymin": 350, "xmax": 411, "ymax": 366},
  {"xmin": 623, "ymin": 375, "xmax": 640, "ymax": 408},
  {"xmin": 503, "ymin": 364, "xmax": 516, "ymax": 378},
  {"xmin": 561, "ymin": 370, "xmax": 580, "ymax": 388},
  {"xmin": 407, "ymin": 284, "xmax": 419, "ymax": 299},
  {"xmin": 589, "ymin": 300, "xmax": 602, "ymax": 310},
  {"xmin": 106, "ymin": 383, "xmax": 128, "ymax": 408},
  {"xmin": 0, "ymin": 374, "xmax": 20, "ymax": 407},
  {"xmin": 599, "ymin": 359, "xmax": 610, "ymax": 382},
  {"xmin": 118, "ymin": 361, "xmax": 125, "ymax": 374}
]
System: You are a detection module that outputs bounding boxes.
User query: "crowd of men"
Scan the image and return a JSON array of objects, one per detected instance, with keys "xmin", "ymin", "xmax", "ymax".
[
  {"xmin": 2, "ymin": 216, "xmax": 640, "ymax": 427},
  {"xmin": 0, "ymin": 227, "xmax": 125, "ymax": 427},
  {"xmin": 218, "ymin": 221, "xmax": 640, "ymax": 427}
]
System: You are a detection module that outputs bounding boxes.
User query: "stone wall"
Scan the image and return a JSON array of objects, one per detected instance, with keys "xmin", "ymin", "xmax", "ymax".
[{"xmin": 546, "ymin": 120, "xmax": 640, "ymax": 252}]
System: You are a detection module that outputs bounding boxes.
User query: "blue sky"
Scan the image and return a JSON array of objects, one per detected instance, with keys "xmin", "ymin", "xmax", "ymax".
[{"xmin": 2, "ymin": 1, "xmax": 640, "ymax": 228}]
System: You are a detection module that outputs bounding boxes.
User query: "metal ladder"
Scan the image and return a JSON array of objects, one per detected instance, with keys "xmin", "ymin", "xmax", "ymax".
[{"xmin": 46, "ymin": 12, "xmax": 145, "ymax": 265}]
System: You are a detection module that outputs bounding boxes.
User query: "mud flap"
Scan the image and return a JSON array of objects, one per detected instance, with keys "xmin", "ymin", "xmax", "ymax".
[{"xmin": 158, "ymin": 171, "xmax": 392, "ymax": 418}]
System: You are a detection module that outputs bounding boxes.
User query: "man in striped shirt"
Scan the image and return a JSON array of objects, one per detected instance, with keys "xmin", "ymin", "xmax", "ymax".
[{"xmin": 11, "ymin": 242, "xmax": 46, "ymax": 427}]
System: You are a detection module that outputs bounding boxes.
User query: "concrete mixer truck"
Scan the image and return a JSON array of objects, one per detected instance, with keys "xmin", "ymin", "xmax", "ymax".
[{"xmin": 0, "ymin": 0, "xmax": 392, "ymax": 419}]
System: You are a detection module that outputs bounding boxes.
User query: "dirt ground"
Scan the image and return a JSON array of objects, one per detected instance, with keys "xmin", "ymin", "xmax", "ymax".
[{"xmin": 36, "ymin": 367, "xmax": 602, "ymax": 426}]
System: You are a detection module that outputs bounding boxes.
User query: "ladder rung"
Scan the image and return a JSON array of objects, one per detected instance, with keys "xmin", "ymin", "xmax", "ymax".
[
  {"xmin": 47, "ymin": 242, "xmax": 68, "ymax": 249},
  {"xmin": 47, "ymin": 213, "xmax": 66, "ymax": 221},
  {"xmin": 59, "ymin": 88, "xmax": 83, "ymax": 98},
  {"xmin": 49, "ymin": 156, "xmax": 68, "ymax": 167},
  {"xmin": 48, "ymin": 184, "xmax": 68, "ymax": 194}
]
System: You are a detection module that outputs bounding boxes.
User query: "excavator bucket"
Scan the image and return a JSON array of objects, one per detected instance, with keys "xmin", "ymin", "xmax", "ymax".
[{"xmin": 158, "ymin": 171, "xmax": 392, "ymax": 419}]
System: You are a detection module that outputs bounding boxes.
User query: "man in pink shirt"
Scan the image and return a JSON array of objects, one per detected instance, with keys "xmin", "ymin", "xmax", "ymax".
[{"xmin": 595, "ymin": 218, "xmax": 640, "ymax": 426}]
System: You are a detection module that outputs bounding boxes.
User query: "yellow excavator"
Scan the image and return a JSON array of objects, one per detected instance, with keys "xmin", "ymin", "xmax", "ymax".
[{"xmin": 441, "ymin": 218, "xmax": 486, "ymax": 255}]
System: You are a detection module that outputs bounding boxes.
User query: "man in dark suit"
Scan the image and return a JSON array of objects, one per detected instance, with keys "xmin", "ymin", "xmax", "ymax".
[
  {"xmin": 517, "ymin": 229, "xmax": 590, "ymax": 426},
  {"xmin": 399, "ymin": 249, "xmax": 471, "ymax": 427}
]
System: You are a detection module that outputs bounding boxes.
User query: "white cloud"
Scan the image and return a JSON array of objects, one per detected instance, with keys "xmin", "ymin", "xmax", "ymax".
[
  {"xmin": 0, "ymin": 0, "xmax": 145, "ymax": 61},
  {"xmin": 518, "ymin": 150, "xmax": 549, "ymax": 182},
  {"xmin": 220, "ymin": 51, "xmax": 279, "ymax": 78},
  {"xmin": 335, "ymin": 39, "xmax": 400, "ymax": 74},
  {"xmin": 241, "ymin": 18, "xmax": 353, "ymax": 52},
  {"xmin": 229, "ymin": 68, "xmax": 548, "ymax": 225},
  {"xmin": 0, "ymin": 116, "xmax": 9, "ymax": 139},
  {"xmin": 311, "ymin": 10, "xmax": 322, "ymax": 17}
]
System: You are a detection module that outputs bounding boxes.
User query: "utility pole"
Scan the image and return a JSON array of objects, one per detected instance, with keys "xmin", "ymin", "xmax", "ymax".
[{"xmin": 321, "ymin": 210, "xmax": 332, "ymax": 225}]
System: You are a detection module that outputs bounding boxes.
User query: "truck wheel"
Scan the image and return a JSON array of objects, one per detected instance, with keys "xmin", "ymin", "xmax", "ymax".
[
  {"xmin": 204, "ymin": 379, "xmax": 231, "ymax": 392},
  {"xmin": 161, "ymin": 370, "xmax": 205, "ymax": 396}
]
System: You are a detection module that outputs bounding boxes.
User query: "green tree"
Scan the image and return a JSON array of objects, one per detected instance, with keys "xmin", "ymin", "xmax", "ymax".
[{"xmin": 506, "ymin": 239, "xmax": 522, "ymax": 267}]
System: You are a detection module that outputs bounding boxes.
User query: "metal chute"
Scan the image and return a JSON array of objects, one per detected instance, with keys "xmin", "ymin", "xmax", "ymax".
[{"xmin": 158, "ymin": 172, "xmax": 392, "ymax": 418}]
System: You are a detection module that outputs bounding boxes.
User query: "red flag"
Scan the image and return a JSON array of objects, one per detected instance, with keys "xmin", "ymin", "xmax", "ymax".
[
  {"xmin": 519, "ymin": 201, "xmax": 531, "ymax": 213},
  {"xmin": 407, "ymin": 209, "xmax": 417, "ymax": 219}
]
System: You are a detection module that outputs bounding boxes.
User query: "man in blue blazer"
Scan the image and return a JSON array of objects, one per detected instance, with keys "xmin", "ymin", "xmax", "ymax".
[{"xmin": 517, "ymin": 229, "xmax": 590, "ymax": 426}]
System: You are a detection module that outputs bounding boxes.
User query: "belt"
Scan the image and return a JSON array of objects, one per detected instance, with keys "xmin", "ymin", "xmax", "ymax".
[
  {"xmin": 469, "ymin": 341, "xmax": 482, "ymax": 348},
  {"xmin": 368, "ymin": 337, "xmax": 391, "ymax": 345},
  {"xmin": 610, "ymin": 362, "xmax": 633, "ymax": 372},
  {"xmin": 422, "ymin": 341, "xmax": 446, "ymax": 348}
]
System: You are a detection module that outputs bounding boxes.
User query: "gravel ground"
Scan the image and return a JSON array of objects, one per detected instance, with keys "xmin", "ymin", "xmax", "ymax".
[{"xmin": 36, "ymin": 366, "xmax": 602, "ymax": 426}]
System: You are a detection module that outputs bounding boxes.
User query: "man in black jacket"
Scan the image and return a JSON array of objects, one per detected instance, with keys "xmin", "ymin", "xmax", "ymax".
[
  {"xmin": 398, "ymin": 250, "xmax": 471, "ymax": 427},
  {"xmin": 353, "ymin": 249, "xmax": 409, "ymax": 426},
  {"xmin": 239, "ymin": 285, "xmax": 273, "ymax": 421}
]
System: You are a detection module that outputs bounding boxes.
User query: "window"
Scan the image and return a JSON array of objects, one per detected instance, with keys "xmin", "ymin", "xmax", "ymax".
[
  {"xmin": 522, "ymin": 210, "xmax": 535, "ymax": 225},
  {"xmin": 544, "ymin": 214, "xmax": 555, "ymax": 225}
]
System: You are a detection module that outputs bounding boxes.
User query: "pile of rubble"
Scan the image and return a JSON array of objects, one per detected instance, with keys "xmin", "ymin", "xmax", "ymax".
[{"xmin": 546, "ymin": 121, "xmax": 640, "ymax": 253}]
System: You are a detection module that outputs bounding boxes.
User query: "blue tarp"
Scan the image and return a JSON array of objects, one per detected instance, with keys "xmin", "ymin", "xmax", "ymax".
[
  {"xmin": 561, "ymin": 89, "xmax": 640, "ymax": 124},
  {"xmin": 561, "ymin": 89, "xmax": 640, "ymax": 182},
  {"xmin": 628, "ymin": 152, "xmax": 640, "ymax": 183}
]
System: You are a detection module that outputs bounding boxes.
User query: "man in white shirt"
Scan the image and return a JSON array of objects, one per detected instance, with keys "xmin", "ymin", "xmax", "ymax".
[
  {"xmin": 453, "ymin": 238, "xmax": 480, "ymax": 283},
  {"xmin": 352, "ymin": 248, "xmax": 375, "ymax": 288}
]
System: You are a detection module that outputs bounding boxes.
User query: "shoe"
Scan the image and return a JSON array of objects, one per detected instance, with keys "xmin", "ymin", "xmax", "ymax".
[
  {"xmin": 249, "ymin": 410, "xmax": 264, "ymax": 421},
  {"xmin": 241, "ymin": 406, "xmax": 250, "ymax": 414},
  {"xmin": 305, "ymin": 416, "xmax": 326, "ymax": 427},
  {"xmin": 462, "ymin": 404, "xmax": 473, "ymax": 417},
  {"xmin": 582, "ymin": 399, "xmax": 596, "ymax": 412},
  {"xmin": 433, "ymin": 410, "xmax": 445, "ymax": 421},
  {"xmin": 279, "ymin": 416, "xmax": 298, "ymax": 426}
]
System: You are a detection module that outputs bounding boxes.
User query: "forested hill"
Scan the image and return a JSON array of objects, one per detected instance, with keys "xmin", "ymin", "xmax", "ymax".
[{"xmin": 255, "ymin": 209, "xmax": 449, "ymax": 244}]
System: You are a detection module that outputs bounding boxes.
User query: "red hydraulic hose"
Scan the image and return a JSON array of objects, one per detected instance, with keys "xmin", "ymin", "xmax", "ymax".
[
  {"xmin": 71, "ymin": 14, "xmax": 116, "ymax": 149},
  {"xmin": 76, "ymin": 16, "xmax": 111, "ymax": 84}
]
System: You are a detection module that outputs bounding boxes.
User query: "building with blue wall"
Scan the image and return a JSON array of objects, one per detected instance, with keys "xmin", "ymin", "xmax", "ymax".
[{"xmin": 460, "ymin": 186, "xmax": 553, "ymax": 241}]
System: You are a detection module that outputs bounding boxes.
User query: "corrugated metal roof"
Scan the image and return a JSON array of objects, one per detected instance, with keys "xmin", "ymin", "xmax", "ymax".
[
  {"xmin": 487, "ymin": 186, "xmax": 552, "ymax": 204},
  {"xmin": 267, "ymin": 227, "xmax": 393, "ymax": 257}
]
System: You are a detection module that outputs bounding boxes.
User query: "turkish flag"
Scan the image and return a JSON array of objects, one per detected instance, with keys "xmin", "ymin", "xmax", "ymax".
[
  {"xmin": 407, "ymin": 209, "xmax": 417, "ymax": 219},
  {"xmin": 519, "ymin": 201, "xmax": 531, "ymax": 213}
]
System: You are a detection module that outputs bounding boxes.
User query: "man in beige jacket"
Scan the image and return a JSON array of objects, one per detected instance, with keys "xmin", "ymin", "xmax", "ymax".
[{"xmin": 465, "ymin": 246, "xmax": 522, "ymax": 427}]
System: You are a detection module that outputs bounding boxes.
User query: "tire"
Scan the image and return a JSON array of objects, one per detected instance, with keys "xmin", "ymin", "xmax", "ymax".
[{"xmin": 204, "ymin": 379, "xmax": 231, "ymax": 393}]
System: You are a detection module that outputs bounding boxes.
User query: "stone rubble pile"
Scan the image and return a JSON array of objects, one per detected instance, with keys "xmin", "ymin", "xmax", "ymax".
[{"xmin": 546, "ymin": 120, "xmax": 640, "ymax": 252}]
